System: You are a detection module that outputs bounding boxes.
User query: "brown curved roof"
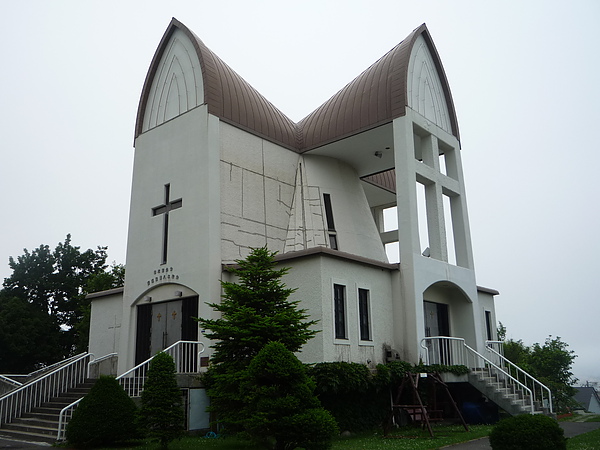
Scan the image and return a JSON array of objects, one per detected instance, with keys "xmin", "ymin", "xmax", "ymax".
[{"xmin": 135, "ymin": 19, "xmax": 459, "ymax": 151}]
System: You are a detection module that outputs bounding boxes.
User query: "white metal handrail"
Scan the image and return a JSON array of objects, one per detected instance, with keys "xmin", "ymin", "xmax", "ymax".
[
  {"xmin": 0, "ymin": 352, "xmax": 93, "ymax": 429},
  {"xmin": 419, "ymin": 336, "xmax": 468, "ymax": 366},
  {"xmin": 485, "ymin": 344, "xmax": 553, "ymax": 414},
  {"xmin": 420, "ymin": 337, "xmax": 535, "ymax": 414},
  {"xmin": 118, "ymin": 340, "xmax": 205, "ymax": 397},
  {"xmin": 57, "ymin": 340, "xmax": 205, "ymax": 441},
  {"xmin": 87, "ymin": 352, "xmax": 117, "ymax": 370},
  {"xmin": 24, "ymin": 352, "xmax": 87, "ymax": 381},
  {"xmin": 0, "ymin": 375, "xmax": 22, "ymax": 388}
]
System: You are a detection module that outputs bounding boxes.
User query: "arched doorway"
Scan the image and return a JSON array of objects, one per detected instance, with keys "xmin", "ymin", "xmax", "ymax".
[
  {"xmin": 134, "ymin": 285, "xmax": 199, "ymax": 365},
  {"xmin": 422, "ymin": 281, "xmax": 474, "ymax": 365}
]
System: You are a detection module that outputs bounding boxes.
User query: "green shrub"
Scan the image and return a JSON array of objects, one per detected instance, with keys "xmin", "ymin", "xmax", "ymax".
[
  {"xmin": 308, "ymin": 360, "xmax": 470, "ymax": 432},
  {"xmin": 138, "ymin": 352, "xmax": 185, "ymax": 448},
  {"xmin": 242, "ymin": 342, "xmax": 338, "ymax": 450},
  {"xmin": 66, "ymin": 375, "xmax": 139, "ymax": 447},
  {"xmin": 489, "ymin": 414, "xmax": 566, "ymax": 450}
]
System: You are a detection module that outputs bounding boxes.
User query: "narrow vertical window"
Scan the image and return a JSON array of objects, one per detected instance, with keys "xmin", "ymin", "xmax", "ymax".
[
  {"xmin": 485, "ymin": 310, "xmax": 493, "ymax": 341},
  {"xmin": 358, "ymin": 288, "xmax": 371, "ymax": 341},
  {"xmin": 323, "ymin": 194, "xmax": 335, "ymax": 230},
  {"xmin": 323, "ymin": 193, "xmax": 338, "ymax": 250},
  {"xmin": 333, "ymin": 284, "xmax": 346, "ymax": 339}
]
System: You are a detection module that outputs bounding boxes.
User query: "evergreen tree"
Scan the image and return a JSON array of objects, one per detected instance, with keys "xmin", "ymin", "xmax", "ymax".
[
  {"xmin": 196, "ymin": 247, "xmax": 318, "ymax": 430},
  {"xmin": 241, "ymin": 342, "xmax": 338, "ymax": 450},
  {"xmin": 138, "ymin": 352, "xmax": 185, "ymax": 449}
]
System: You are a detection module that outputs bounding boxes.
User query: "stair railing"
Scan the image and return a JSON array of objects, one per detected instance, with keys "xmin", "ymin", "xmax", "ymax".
[
  {"xmin": 0, "ymin": 375, "xmax": 22, "ymax": 388},
  {"xmin": 485, "ymin": 342, "xmax": 553, "ymax": 414},
  {"xmin": 24, "ymin": 352, "xmax": 87, "ymax": 382},
  {"xmin": 0, "ymin": 375, "xmax": 22, "ymax": 397},
  {"xmin": 118, "ymin": 340, "xmax": 205, "ymax": 397},
  {"xmin": 420, "ymin": 337, "xmax": 535, "ymax": 414},
  {"xmin": 419, "ymin": 336, "xmax": 468, "ymax": 366},
  {"xmin": 0, "ymin": 352, "xmax": 93, "ymax": 429},
  {"xmin": 57, "ymin": 340, "xmax": 205, "ymax": 441}
]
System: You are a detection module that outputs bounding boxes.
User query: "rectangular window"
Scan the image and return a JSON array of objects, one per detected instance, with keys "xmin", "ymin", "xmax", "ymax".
[
  {"xmin": 333, "ymin": 284, "xmax": 346, "ymax": 339},
  {"xmin": 328, "ymin": 234, "xmax": 338, "ymax": 250},
  {"xmin": 358, "ymin": 288, "xmax": 371, "ymax": 341}
]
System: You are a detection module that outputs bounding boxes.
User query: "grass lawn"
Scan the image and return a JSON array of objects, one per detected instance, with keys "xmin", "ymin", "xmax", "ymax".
[
  {"xmin": 567, "ymin": 427, "xmax": 600, "ymax": 449},
  {"xmin": 89, "ymin": 415, "xmax": 600, "ymax": 450},
  {"xmin": 104, "ymin": 424, "xmax": 493, "ymax": 450}
]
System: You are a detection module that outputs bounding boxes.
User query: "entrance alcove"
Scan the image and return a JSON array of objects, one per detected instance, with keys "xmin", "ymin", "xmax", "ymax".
[
  {"xmin": 134, "ymin": 283, "xmax": 200, "ymax": 365},
  {"xmin": 423, "ymin": 281, "xmax": 475, "ymax": 345}
]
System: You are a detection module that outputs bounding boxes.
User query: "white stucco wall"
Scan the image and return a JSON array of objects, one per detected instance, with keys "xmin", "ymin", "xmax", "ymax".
[
  {"xmin": 220, "ymin": 122, "xmax": 299, "ymax": 261},
  {"xmin": 120, "ymin": 104, "xmax": 221, "ymax": 372},
  {"xmin": 301, "ymin": 155, "xmax": 388, "ymax": 262},
  {"xmin": 478, "ymin": 289, "xmax": 498, "ymax": 341},
  {"xmin": 89, "ymin": 291, "xmax": 123, "ymax": 359},
  {"xmin": 392, "ymin": 110, "xmax": 486, "ymax": 361},
  {"xmin": 282, "ymin": 254, "xmax": 395, "ymax": 367}
]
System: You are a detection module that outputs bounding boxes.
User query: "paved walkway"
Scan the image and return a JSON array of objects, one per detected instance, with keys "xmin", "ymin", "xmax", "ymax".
[
  {"xmin": 443, "ymin": 421, "xmax": 600, "ymax": 449},
  {"xmin": 0, "ymin": 436, "xmax": 50, "ymax": 449}
]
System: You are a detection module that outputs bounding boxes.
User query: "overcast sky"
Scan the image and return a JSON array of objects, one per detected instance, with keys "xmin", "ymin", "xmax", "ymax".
[{"xmin": 1, "ymin": 1, "xmax": 598, "ymax": 384}]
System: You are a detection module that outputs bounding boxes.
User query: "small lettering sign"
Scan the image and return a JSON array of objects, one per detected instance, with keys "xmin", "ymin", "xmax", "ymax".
[{"xmin": 147, "ymin": 266, "xmax": 180, "ymax": 286}]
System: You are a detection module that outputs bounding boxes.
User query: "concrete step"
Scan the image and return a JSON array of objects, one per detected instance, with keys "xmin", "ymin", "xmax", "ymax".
[
  {"xmin": 1, "ymin": 421, "xmax": 57, "ymax": 438},
  {"xmin": 0, "ymin": 379, "xmax": 96, "ymax": 444},
  {"xmin": 10, "ymin": 417, "xmax": 58, "ymax": 429}
]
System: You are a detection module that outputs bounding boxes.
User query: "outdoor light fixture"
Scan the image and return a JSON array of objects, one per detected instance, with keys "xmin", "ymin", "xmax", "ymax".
[
  {"xmin": 174, "ymin": 290, "xmax": 183, "ymax": 297},
  {"xmin": 374, "ymin": 151, "xmax": 383, "ymax": 158}
]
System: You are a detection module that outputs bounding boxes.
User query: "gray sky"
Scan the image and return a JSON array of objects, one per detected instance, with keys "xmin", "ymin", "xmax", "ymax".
[{"xmin": 1, "ymin": 1, "xmax": 598, "ymax": 384}]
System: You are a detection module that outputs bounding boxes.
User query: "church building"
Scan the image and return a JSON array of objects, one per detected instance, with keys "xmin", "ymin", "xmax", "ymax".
[{"xmin": 88, "ymin": 18, "xmax": 499, "ymax": 379}]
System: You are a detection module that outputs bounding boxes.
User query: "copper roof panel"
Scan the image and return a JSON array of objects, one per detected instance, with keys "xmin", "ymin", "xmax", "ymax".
[{"xmin": 135, "ymin": 20, "xmax": 459, "ymax": 151}]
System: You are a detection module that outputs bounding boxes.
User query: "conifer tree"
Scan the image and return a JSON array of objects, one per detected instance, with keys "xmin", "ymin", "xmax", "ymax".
[
  {"xmin": 138, "ymin": 352, "xmax": 185, "ymax": 448},
  {"xmin": 241, "ymin": 342, "xmax": 338, "ymax": 450},
  {"xmin": 197, "ymin": 247, "xmax": 318, "ymax": 430}
]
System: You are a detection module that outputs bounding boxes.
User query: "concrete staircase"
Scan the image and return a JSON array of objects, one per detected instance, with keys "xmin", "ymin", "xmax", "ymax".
[
  {"xmin": 469, "ymin": 368, "xmax": 549, "ymax": 416},
  {"xmin": 0, "ymin": 379, "xmax": 96, "ymax": 444}
]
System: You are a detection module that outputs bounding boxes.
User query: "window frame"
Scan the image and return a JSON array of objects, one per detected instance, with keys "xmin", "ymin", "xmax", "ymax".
[
  {"xmin": 323, "ymin": 193, "xmax": 339, "ymax": 250},
  {"xmin": 357, "ymin": 287, "xmax": 372, "ymax": 343},
  {"xmin": 333, "ymin": 283, "xmax": 348, "ymax": 341}
]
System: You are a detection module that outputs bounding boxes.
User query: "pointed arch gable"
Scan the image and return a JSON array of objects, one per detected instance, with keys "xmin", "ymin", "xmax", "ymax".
[
  {"xmin": 405, "ymin": 25, "xmax": 460, "ymax": 141},
  {"xmin": 408, "ymin": 35, "xmax": 452, "ymax": 135},
  {"xmin": 139, "ymin": 26, "xmax": 204, "ymax": 133}
]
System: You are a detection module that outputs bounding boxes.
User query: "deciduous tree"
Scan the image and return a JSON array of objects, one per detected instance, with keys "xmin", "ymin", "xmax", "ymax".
[
  {"xmin": 0, "ymin": 235, "xmax": 123, "ymax": 371},
  {"xmin": 500, "ymin": 327, "xmax": 577, "ymax": 412}
]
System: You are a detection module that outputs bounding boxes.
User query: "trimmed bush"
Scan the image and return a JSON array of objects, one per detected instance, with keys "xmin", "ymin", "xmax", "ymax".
[
  {"xmin": 489, "ymin": 414, "xmax": 566, "ymax": 450},
  {"xmin": 242, "ymin": 342, "xmax": 338, "ymax": 450},
  {"xmin": 66, "ymin": 375, "xmax": 139, "ymax": 447},
  {"xmin": 138, "ymin": 352, "xmax": 185, "ymax": 448}
]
